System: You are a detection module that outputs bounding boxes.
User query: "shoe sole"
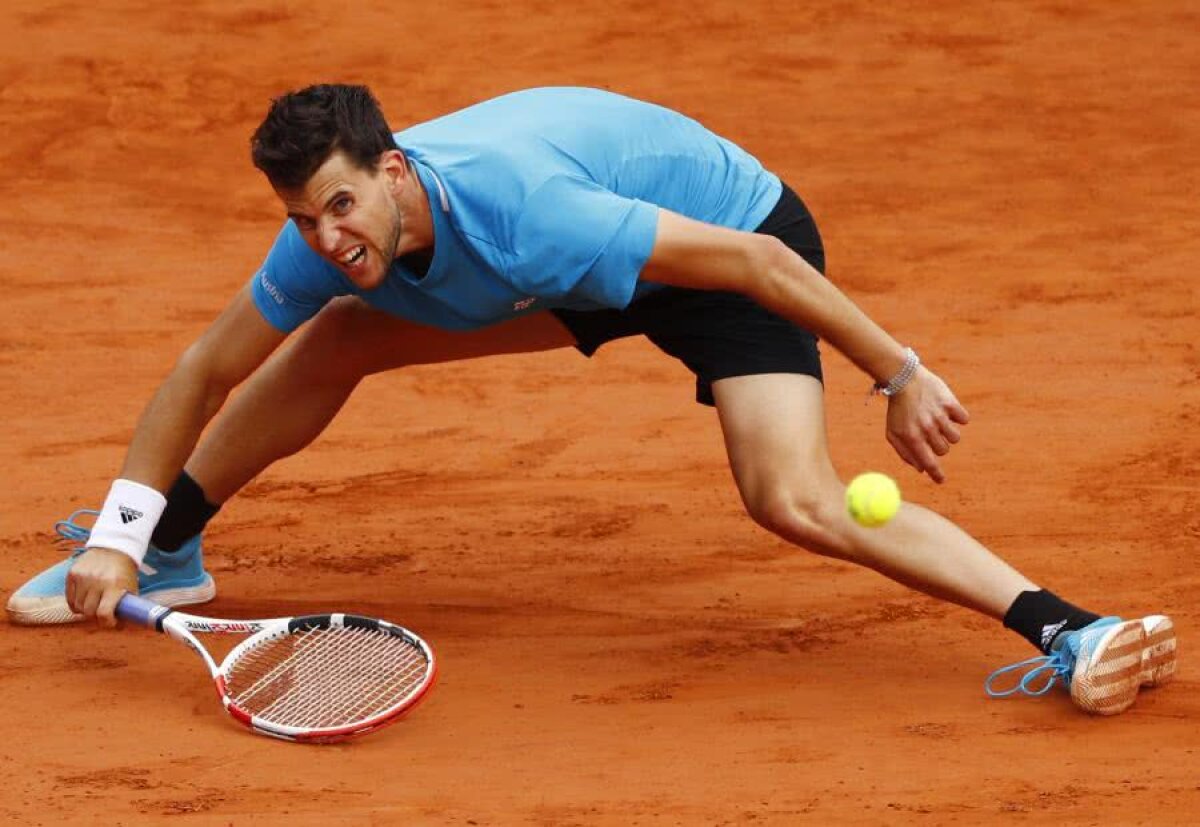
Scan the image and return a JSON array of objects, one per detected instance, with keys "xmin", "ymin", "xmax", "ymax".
[
  {"xmin": 5, "ymin": 576, "xmax": 217, "ymax": 626},
  {"xmin": 1071, "ymin": 615, "xmax": 1177, "ymax": 715},
  {"xmin": 1140, "ymin": 614, "xmax": 1177, "ymax": 687}
]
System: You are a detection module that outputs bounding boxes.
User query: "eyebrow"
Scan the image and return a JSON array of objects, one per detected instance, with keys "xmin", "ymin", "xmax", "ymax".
[{"xmin": 286, "ymin": 188, "xmax": 351, "ymax": 222}]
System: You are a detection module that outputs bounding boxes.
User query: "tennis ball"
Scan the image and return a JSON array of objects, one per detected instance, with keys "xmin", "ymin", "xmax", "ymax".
[{"xmin": 846, "ymin": 472, "xmax": 902, "ymax": 528}]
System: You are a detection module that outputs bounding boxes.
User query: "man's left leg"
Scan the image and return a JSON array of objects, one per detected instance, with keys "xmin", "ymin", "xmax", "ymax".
[
  {"xmin": 711, "ymin": 372, "xmax": 1176, "ymax": 713},
  {"xmin": 712, "ymin": 372, "xmax": 1035, "ymax": 617}
]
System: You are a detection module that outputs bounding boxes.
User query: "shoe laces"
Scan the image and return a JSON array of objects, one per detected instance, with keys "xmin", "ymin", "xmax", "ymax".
[
  {"xmin": 984, "ymin": 648, "xmax": 1073, "ymax": 698},
  {"xmin": 54, "ymin": 509, "xmax": 99, "ymax": 557}
]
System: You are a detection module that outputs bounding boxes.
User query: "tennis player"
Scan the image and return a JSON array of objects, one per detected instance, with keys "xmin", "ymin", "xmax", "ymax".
[{"xmin": 7, "ymin": 85, "xmax": 1175, "ymax": 714}]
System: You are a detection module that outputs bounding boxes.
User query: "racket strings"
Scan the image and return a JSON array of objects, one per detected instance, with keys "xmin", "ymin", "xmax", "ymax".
[
  {"xmin": 295, "ymin": 652, "xmax": 427, "ymax": 728},
  {"xmin": 225, "ymin": 625, "xmax": 429, "ymax": 729},
  {"xmin": 233, "ymin": 627, "xmax": 426, "ymax": 727},
  {"xmin": 262, "ymin": 632, "xmax": 427, "ymax": 726}
]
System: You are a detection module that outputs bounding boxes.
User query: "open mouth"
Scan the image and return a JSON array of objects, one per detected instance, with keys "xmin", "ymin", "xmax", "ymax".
[{"xmin": 339, "ymin": 245, "xmax": 367, "ymax": 268}]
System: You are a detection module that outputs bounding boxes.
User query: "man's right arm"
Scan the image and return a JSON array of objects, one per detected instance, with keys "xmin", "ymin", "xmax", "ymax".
[
  {"xmin": 66, "ymin": 285, "xmax": 287, "ymax": 624},
  {"xmin": 117, "ymin": 285, "xmax": 287, "ymax": 492}
]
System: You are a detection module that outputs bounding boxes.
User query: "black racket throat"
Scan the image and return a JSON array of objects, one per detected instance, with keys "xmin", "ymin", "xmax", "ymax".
[
  {"xmin": 152, "ymin": 608, "xmax": 174, "ymax": 633},
  {"xmin": 288, "ymin": 614, "xmax": 396, "ymax": 634}
]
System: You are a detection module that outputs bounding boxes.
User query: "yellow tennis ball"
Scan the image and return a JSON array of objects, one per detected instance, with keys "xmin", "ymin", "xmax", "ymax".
[{"xmin": 846, "ymin": 472, "xmax": 902, "ymax": 528}]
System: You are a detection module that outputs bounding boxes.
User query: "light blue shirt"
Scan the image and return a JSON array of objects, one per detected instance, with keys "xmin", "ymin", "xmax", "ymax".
[{"xmin": 252, "ymin": 87, "xmax": 782, "ymax": 332}]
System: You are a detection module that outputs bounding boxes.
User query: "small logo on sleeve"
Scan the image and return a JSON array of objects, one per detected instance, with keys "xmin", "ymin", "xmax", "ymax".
[
  {"xmin": 513, "ymin": 297, "xmax": 537, "ymax": 311},
  {"xmin": 258, "ymin": 269, "xmax": 285, "ymax": 305}
]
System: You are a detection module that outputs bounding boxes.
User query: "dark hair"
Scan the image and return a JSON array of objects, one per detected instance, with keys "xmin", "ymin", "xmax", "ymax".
[{"xmin": 251, "ymin": 84, "xmax": 399, "ymax": 190}]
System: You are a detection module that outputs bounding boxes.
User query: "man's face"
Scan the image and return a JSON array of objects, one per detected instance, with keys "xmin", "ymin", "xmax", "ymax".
[{"xmin": 278, "ymin": 149, "xmax": 403, "ymax": 290}]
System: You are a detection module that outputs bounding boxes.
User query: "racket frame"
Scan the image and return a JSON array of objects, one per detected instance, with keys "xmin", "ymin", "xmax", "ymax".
[{"xmin": 117, "ymin": 593, "xmax": 436, "ymax": 743}]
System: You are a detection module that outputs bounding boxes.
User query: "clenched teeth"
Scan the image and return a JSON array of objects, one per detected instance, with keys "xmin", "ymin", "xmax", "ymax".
[{"xmin": 340, "ymin": 246, "xmax": 366, "ymax": 265}]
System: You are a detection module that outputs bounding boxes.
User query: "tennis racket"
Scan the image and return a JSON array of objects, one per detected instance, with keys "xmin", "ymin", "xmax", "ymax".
[{"xmin": 115, "ymin": 592, "xmax": 436, "ymax": 743}]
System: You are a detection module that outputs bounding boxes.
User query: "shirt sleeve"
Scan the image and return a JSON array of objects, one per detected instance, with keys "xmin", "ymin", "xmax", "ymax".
[
  {"xmin": 507, "ymin": 175, "xmax": 659, "ymax": 309},
  {"xmin": 249, "ymin": 222, "xmax": 349, "ymax": 332}
]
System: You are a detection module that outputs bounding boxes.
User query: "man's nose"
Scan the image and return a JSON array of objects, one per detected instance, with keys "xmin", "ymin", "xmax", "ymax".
[{"xmin": 318, "ymin": 220, "xmax": 341, "ymax": 254}]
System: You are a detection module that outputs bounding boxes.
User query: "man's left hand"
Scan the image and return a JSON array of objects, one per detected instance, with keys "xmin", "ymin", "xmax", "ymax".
[{"xmin": 884, "ymin": 366, "xmax": 970, "ymax": 484}]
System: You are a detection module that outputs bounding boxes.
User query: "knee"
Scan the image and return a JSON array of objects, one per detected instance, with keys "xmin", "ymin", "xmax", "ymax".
[{"xmin": 743, "ymin": 481, "xmax": 853, "ymax": 559}]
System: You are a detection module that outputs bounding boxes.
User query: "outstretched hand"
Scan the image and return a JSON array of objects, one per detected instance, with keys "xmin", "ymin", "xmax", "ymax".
[{"xmin": 884, "ymin": 366, "xmax": 970, "ymax": 484}]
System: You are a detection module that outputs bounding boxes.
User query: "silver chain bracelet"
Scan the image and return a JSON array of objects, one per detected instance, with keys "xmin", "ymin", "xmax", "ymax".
[{"xmin": 872, "ymin": 347, "xmax": 921, "ymax": 397}]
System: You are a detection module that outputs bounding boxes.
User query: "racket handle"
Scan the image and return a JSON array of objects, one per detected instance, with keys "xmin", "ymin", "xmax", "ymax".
[{"xmin": 116, "ymin": 593, "xmax": 170, "ymax": 628}]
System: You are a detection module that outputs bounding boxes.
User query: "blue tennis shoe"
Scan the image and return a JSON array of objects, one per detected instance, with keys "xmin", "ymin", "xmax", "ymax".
[
  {"xmin": 985, "ymin": 615, "xmax": 1177, "ymax": 715},
  {"xmin": 6, "ymin": 509, "xmax": 216, "ymax": 625}
]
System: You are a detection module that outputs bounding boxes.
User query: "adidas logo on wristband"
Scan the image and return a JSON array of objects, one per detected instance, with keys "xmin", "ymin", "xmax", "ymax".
[
  {"xmin": 119, "ymin": 505, "xmax": 145, "ymax": 524},
  {"xmin": 90, "ymin": 480, "xmax": 167, "ymax": 567}
]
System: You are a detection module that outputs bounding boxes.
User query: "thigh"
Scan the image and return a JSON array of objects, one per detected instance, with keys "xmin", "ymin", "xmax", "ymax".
[
  {"xmin": 301, "ymin": 297, "xmax": 578, "ymax": 376},
  {"xmin": 712, "ymin": 372, "xmax": 839, "ymax": 505}
]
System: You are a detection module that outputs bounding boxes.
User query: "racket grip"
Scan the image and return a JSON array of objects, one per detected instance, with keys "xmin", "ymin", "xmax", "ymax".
[{"xmin": 116, "ymin": 593, "xmax": 169, "ymax": 627}]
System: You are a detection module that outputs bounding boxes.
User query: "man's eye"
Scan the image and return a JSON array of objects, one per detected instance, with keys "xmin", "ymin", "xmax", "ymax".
[{"xmin": 333, "ymin": 197, "xmax": 352, "ymax": 214}]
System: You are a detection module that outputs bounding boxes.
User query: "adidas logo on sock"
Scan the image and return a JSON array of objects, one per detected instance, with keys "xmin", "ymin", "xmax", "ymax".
[
  {"xmin": 1040, "ymin": 619, "xmax": 1068, "ymax": 650},
  {"xmin": 119, "ymin": 505, "xmax": 145, "ymax": 524}
]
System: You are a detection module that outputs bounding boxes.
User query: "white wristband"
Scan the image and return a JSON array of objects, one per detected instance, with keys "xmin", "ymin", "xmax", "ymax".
[{"xmin": 86, "ymin": 479, "xmax": 168, "ymax": 567}]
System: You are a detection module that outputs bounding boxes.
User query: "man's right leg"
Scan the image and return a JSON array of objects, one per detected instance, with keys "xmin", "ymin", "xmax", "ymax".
[{"xmin": 8, "ymin": 299, "xmax": 576, "ymax": 623}]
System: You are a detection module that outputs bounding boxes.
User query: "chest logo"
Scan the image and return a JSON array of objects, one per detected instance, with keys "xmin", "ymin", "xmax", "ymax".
[{"xmin": 513, "ymin": 297, "xmax": 537, "ymax": 311}]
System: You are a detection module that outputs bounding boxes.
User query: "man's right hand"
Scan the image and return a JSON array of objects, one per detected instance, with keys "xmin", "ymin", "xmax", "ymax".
[{"xmin": 66, "ymin": 548, "xmax": 139, "ymax": 627}]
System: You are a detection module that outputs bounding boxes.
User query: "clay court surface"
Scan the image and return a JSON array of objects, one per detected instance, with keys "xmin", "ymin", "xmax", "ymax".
[{"xmin": 2, "ymin": 1, "xmax": 1198, "ymax": 824}]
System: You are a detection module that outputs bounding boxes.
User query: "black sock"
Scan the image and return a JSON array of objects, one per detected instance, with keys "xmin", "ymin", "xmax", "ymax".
[
  {"xmin": 151, "ymin": 471, "xmax": 220, "ymax": 552},
  {"xmin": 1003, "ymin": 589, "xmax": 1102, "ymax": 655}
]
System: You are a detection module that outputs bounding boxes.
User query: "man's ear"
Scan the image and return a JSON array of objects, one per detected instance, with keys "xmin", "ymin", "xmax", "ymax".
[{"xmin": 379, "ymin": 149, "xmax": 408, "ymax": 187}]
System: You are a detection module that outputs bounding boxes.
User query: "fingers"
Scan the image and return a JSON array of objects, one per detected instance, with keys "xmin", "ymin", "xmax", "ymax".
[
  {"xmin": 912, "ymin": 439, "xmax": 946, "ymax": 484},
  {"xmin": 65, "ymin": 570, "xmax": 78, "ymax": 615},
  {"xmin": 888, "ymin": 422, "xmax": 946, "ymax": 483},
  {"xmin": 887, "ymin": 431, "xmax": 944, "ymax": 483},
  {"xmin": 68, "ymin": 581, "xmax": 123, "ymax": 626},
  {"xmin": 80, "ymin": 584, "xmax": 104, "ymax": 621},
  {"xmin": 96, "ymin": 588, "xmax": 127, "ymax": 629},
  {"xmin": 926, "ymin": 425, "xmax": 951, "ymax": 456},
  {"xmin": 887, "ymin": 431, "xmax": 920, "ymax": 471},
  {"xmin": 66, "ymin": 560, "xmax": 97, "ymax": 619}
]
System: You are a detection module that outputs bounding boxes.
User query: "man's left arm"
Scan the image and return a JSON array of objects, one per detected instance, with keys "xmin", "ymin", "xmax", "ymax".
[{"xmin": 640, "ymin": 209, "xmax": 969, "ymax": 483}]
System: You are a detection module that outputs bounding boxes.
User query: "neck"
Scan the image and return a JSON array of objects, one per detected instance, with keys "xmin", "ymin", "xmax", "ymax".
[{"xmin": 394, "ymin": 166, "xmax": 435, "ymax": 257}]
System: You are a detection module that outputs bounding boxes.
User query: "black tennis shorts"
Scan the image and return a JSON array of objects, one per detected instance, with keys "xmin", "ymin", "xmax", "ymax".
[{"xmin": 551, "ymin": 181, "xmax": 826, "ymax": 406}]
